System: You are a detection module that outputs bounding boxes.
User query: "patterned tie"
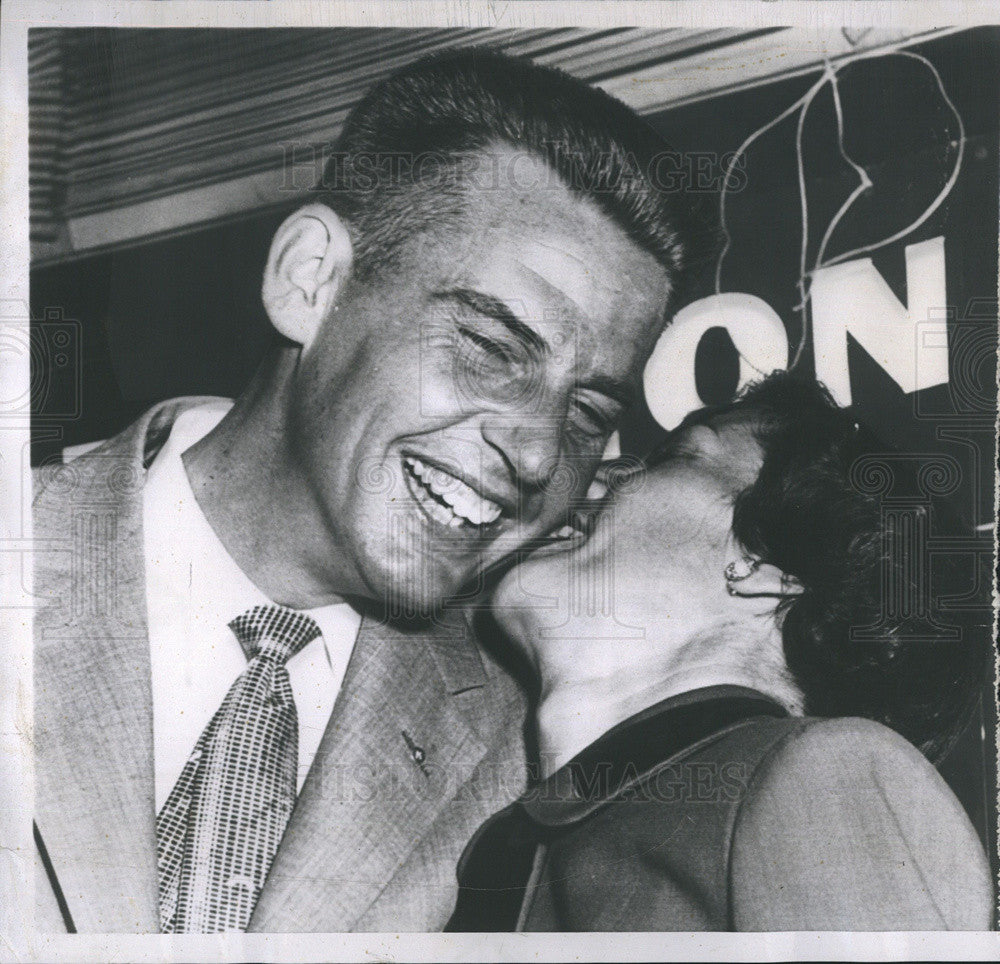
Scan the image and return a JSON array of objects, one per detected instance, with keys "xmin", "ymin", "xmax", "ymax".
[{"xmin": 156, "ymin": 604, "xmax": 322, "ymax": 932}]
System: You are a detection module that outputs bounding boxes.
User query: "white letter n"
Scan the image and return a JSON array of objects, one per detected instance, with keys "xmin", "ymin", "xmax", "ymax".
[{"xmin": 809, "ymin": 237, "xmax": 949, "ymax": 406}]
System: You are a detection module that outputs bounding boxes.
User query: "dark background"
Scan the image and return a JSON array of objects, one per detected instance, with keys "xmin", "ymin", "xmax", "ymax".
[
  {"xmin": 31, "ymin": 30, "xmax": 999, "ymax": 869},
  {"xmin": 637, "ymin": 29, "xmax": 999, "ymax": 872}
]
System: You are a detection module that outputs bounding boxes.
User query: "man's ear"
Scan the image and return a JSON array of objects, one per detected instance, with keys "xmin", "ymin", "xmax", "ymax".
[{"xmin": 262, "ymin": 203, "xmax": 353, "ymax": 350}]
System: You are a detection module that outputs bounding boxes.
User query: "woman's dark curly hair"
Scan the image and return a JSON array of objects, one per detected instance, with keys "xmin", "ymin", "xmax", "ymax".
[{"xmin": 672, "ymin": 371, "xmax": 991, "ymax": 763}]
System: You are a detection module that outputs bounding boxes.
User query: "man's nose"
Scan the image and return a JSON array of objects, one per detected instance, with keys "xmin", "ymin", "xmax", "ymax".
[{"xmin": 480, "ymin": 416, "xmax": 564, "ymax": 492}]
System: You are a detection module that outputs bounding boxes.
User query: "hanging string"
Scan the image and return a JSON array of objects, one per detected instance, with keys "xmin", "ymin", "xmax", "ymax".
[
  {"xmin": 809, "ymin": 49, "xmax": 965, "ymax": 270},
  {"xmin": 713, "ymin": 69, "xmax": 830, "ymax": 296},
  {"xmin": 789, "ymin": 61, "xmax": 873, "ymax": 369},
  {"xmin": 714, "ymin": 42, "xmax": 966, "ymax": 373},
  {"xmin": 813, "ymin": 62, "xmax": 873, "ymax": 272},
  {"xmin": 789, "ymin": 67, "xmax": 828, "ymax": 369}
]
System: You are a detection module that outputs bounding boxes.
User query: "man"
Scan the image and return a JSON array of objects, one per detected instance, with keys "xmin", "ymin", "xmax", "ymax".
[{"xmin": 33, "ymin": 48, "xmax": 699, "ymax": 932}]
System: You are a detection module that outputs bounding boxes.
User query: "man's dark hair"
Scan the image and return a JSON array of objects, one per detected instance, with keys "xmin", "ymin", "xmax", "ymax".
[
  {"xmin": 657, "ymin": 371, "xmax": 992, "ymax": 763},
  {"xmin": 316, "ymin": 46, "xmax": 708, "ymax": 297}
]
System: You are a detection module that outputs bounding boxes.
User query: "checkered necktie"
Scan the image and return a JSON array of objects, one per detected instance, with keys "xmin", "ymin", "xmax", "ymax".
[{"xmin": 156, "ymin": 604, "xmax": 322, "ymax": 933}]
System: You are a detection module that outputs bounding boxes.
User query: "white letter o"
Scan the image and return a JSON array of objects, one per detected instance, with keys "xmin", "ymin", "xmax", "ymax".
[{"xmin": 644, "ymin": 293, "xmax": 790, "ymax": 430}]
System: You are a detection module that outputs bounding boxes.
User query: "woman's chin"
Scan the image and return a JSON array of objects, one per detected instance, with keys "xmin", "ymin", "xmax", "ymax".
[
  {"xmin": 490, "ymin": 563, "xmax": 534, "ymax": 621},
  {"xmin": 490, "ymin": 555, "xmax": 567, "ymax": 637}
]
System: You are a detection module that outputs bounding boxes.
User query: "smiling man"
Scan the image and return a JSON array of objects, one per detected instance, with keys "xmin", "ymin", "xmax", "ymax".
[{"xmin": 33, "ymin": 49, "xmax": 700, "ymax": 933}]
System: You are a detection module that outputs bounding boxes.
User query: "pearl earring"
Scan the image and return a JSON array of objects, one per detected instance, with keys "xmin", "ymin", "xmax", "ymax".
[{"xmin": 724, "ymin": 556, "xmax": 760, "ymax": 595}]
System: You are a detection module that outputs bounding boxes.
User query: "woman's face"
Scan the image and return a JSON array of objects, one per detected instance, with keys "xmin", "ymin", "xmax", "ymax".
[{"xmin": 491, "ymin": 406, "xmax": 766, "ymax": 651}]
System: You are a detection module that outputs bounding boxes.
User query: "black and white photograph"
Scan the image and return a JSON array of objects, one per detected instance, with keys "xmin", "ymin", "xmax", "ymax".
[{"xmin": 1, "ymin": 2, "xmax": 998, "ymax": 960}]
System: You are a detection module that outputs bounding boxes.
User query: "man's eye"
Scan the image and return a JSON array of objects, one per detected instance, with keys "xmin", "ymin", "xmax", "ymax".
[
  {"xmin": 457, "ymin": 326, "xmax": 514, "ymax": 364},
  {"xmin": 572, "ymin": 398, "xmax": 614, "ymax": 435}
]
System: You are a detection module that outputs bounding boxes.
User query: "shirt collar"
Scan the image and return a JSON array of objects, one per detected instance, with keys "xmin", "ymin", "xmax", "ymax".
[{"xmin": 144, "ymin": 399, "xmax": 359, "ymax": 663}]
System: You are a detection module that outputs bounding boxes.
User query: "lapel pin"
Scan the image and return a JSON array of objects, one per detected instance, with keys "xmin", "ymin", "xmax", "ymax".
[{"xmin": 402, "ymin": 730, "xmax": 430, "ymax": 778}]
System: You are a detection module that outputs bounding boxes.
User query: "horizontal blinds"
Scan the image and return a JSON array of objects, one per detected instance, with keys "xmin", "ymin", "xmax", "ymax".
[
  {"xmin": 44, "ymin": 27, "xmax": 768, "ymax": 218},
  {"xmin": 28, "ymin": 30, "xmax": 68, "ymax": 244},
  {"xmin": 28, "ymin": 25, "xmax": 952, "ymax": 259}
]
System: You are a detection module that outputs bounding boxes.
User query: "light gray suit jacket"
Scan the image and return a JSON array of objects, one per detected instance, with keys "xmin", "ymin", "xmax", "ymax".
[{"xmin": 33, "ymin": 398, "xmax": 529, "ymax": 933}]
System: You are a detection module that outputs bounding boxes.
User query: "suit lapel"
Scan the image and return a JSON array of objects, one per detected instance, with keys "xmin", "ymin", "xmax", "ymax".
[
  {"xmin": 33, "ymin": 397, "xmax": 529, "ymax": 933},
  {"xmin": 33, "ymin": 398, "xmax": 226, "ymax": 933},
  {"xmin": 248, "ymin": 610, "xmax": 518, "ymax": 932}
]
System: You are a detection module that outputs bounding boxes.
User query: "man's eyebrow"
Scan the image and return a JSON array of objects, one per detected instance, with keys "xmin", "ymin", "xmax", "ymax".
[{"xmin": 440, "ymin": 288, "xmax": 548, "ymax": 355}]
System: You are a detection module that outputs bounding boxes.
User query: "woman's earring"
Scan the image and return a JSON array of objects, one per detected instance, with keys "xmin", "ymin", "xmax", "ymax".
[{"xmin": 724, "ymin": 556, "xmax": 760, "ymax": 595}]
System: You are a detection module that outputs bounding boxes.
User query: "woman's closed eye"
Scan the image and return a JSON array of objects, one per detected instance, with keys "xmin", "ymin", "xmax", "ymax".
[{"xmin": 656, "ymin": 424, "xmax": 716, "ymax": 462}]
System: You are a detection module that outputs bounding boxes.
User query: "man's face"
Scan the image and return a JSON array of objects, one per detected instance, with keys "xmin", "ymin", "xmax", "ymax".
[{"xmin": 289, "ymin": 152, "xmax": 672, "ymax": 611}]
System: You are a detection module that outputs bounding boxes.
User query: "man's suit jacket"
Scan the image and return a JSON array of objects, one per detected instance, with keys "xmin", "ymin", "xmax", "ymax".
[
  {"xmin": 449, "ymin": 686, "xmax": 994, "ymax": 931},
  {"xmin": 33, "ymin": 397, "xmax": 529, "ymax": 933}
]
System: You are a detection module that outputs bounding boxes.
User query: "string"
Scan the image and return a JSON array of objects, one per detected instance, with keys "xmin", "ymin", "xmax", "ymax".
[
  {"xmin": 789, "ymin": 67, "xmax": 830, "ymax": 368},
  {"xmin": 789, "ymin": 61, "xmax": 873, "ymax": 368},
  {"xmin": 714, "ymin": 41, "xmax": 966, "ymax": 373},
  {"xmin": 713, "ymin": 69, "xmax": 830, "ymax": 296},
  {"xmin": 814, "ymin": 62, "xmax": 873, "ymax": 271},
  {"xmin": 811, "ymin": 49, "xmax": 965, "ymax": 269}
]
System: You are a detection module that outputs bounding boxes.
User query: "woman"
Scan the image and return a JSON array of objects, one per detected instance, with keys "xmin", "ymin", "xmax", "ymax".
[{"xmin": 448, "ymin": 371, "xmax": 993, "ymax": 931}]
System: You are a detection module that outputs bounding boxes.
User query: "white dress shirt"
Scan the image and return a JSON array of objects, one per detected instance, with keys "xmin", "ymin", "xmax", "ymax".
[{"xmin": 142, "ymin": 399, "xmax": 362, "ymax": 811}]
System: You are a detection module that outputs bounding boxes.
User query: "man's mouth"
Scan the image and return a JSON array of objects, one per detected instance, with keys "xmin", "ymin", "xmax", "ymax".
[{"xmin": 402, "ymin": 456, "xmax": 504, "ymax": 530}]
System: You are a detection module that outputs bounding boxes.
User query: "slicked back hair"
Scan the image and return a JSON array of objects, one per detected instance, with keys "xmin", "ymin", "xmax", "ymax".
[{"xmin": 315, "ymin": 47, "xmax": 708, "ymax": 297}]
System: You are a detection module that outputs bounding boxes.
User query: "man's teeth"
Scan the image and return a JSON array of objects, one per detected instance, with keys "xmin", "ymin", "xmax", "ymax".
[
  {"xmin": 404, "ymin": 457, "xmax": 502, "ymax": 527},
  {"xmin": 555, "ymin": 524, "xmax": 576, "ymax": 539}
]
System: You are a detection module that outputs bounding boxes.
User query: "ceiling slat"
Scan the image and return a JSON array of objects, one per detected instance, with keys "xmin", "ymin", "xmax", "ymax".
[
  {"xmin": 56, "ymin": 27, "xmax": 771, "ymax": 218},
  {"xmin": 29, "ymin": 25, "xmax": 955, "ymax": 262}
]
